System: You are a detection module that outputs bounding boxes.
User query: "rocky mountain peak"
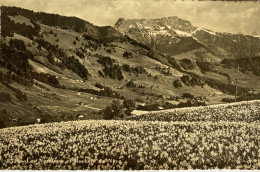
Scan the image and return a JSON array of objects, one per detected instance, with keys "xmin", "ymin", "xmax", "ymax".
[
  {"xmin": 114, "ymin": 18, "xmax": 126, "ymax": 28},
  {"xmin": 115, "ymin": 16, "xmax": 196, "ymax": 34}
]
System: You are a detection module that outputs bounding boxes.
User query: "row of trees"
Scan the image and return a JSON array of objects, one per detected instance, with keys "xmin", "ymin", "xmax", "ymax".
[
  {"xmin": 181, "ymin": 75, "xmax": 205, "ymax": 87},
  {"xmin": 97, "ymin": 55, "xmax": 124, "ymax": 80},
  {"xmin": 196, "ymin": 61, "xmax": 212, "ymax": 72},
  {"xmin": 31, "ymin": 72, "xmax": 60, "ymax": 88},
  {"xmin": 9, "ymin": 39, "xmax": 26, "ymax": 51},
  {"xmin": 103, "ymin": 64, "xmax": 124, "ymax": 80},
  {"xmin": 221, "ymin": 56, "xmax": 260, "ymax": 77},
  {"xmin": 35, "ymin": 11, "xmax": 86, "ymax": 32},
  {"xmin": 122, "ymin": 64, "xmax": 146, "ymax": 75},
  {"xmin": 62, "ymin": 56, "xmax": 89, "ymax": 79},
  {"xmin": 222, "ymin": 93, "xmax": 260, "ymax": 103},
  {"xmin": 66, "ymin": 85, "xmax": 123, "ymax": 99},
  {"xmin": 2, "ymin": 9, "xmax": 40, "ymax": 39}
]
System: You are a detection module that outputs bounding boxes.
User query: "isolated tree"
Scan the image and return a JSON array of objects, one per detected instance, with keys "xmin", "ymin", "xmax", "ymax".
[
  {"xmin": 123, "ymin": 51, "xmax": 133, "ymax": 58},
  {"xmin": 102, "ymin": 99, "xmax": 123, "ymax": 120},
  {"xmin": 48, "ymin": 75, "xmax": 59, "ymax": 87},
  {"xmin": 173, "ymin": 79, "xmax": 182, "ymax": 88},
  {"xmin": 111, "ymin": 99, "xmax": 123, "ymax": 119},
  {"xmin": 126, "ymin": 79, "xmax": 136, "ymax": 88},
  {"xmin": 181, "ymin": 75, "xmax": 191, "ymax": 86},
  {"xmin": 1, "ymin": 109, "xmax": 8, "ymax": 115},
  {"xmin": 0, "ymin": 119, "xmax": 5, "ymax": 129},
  {"xmin": 123, "ymin": 98, "xmax": 136, "ymax": 116},
  {"xmin": 47, "ymin": 52, "xmax": 55, "ymax": 64},
  {"xmin": 182, "ymin": 93, "xmax": 194, "ymax": 99},
  {"xmin": 123, "ymin": 51, "xmax": 128, "ymax": 58},
  {"xmin": 103, "ymin": 106, "xmax": 114, "ymax": 120},
  {"xmin": 37, "ymin": 44, "xmax": 42, "ymax": 55}
]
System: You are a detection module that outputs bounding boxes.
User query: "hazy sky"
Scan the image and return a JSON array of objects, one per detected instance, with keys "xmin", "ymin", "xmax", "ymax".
[{"xmin": 1, "ymin": 0, "xmax": 260, "ymax": 35}]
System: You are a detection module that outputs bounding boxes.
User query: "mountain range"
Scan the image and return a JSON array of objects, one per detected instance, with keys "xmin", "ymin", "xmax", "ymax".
[
  {"xmin": 0, "ymin": 6, "xmax": 259, "ymax": 128},
  {"xmin": 115, "ymin": 16, "xmax": 260, "ymax": 59}
]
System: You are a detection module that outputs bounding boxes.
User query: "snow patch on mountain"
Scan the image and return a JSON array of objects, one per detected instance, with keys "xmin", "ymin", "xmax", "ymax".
[
  {"xmin": 166, "ymin": 25, "xmax": 171, "ymax": 29},
  {"xmin": 194, "ymin": 28, "xmax": 216, "ymax": 36},
  {"xmin": 149, "ymin": 30, "xmax": 170, "ymax": 36},
  {"xmin": 136, "ymin": 22, "xmax": 143, "ymax": 29},
  {"xmin": 173, "ymin": 29, "xmax": 192, "ymax": 37},
  {"xmin": 144, "ymin": 26, "xmax": 151, "ymax": 30},
  {"xmin": 254, "ymin": 35, "xmax": 260, "ymax": 39}
]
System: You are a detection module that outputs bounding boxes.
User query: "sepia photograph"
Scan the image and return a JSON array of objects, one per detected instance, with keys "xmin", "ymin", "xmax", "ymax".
[{"xmin": 0, "ymin": 0, "xmax": 260, "ymax": 170}]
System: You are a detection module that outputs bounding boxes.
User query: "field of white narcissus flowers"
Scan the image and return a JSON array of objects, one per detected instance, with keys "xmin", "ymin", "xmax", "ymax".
[
  {"xmin": 0, "ymin": 100, "xmax": 260, "ymax": 170},
  {"xmin": 128, "ymin": 100, "xmax": 260, "ymax": 122}
]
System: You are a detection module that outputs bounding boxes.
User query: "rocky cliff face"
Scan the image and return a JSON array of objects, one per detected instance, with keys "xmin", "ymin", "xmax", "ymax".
[
  {"xmin": 115, "ymin": 16, "xmax": 196, "ymax": 34},
  {"xmin": 115, "ymin": 17, "xmax": 260, "ymax": 59}
]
